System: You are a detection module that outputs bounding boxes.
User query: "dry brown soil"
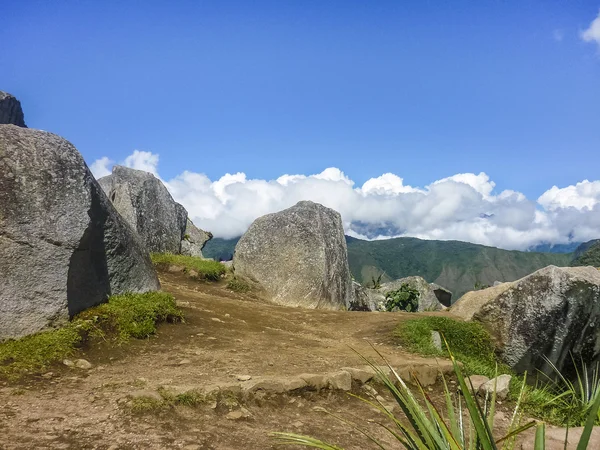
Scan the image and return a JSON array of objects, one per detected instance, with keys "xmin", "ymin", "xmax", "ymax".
[{"xmin": 0, "ymin": 272, "xmax": 579, "ymax": 450}]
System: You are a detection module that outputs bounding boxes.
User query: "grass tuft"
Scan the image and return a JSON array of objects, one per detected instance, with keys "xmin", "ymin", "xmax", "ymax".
[
  {"xmin": 227, "ymin": 277, "xmax": 250, "ymax": 293},
  {"xmin": 0, "ymin": 292, "xmax": 182, "ymax": 381},
  {"xmin": 130, "ymin": 396, "xmax": 168, "ymax": 414},
  {"xmin": 79, "ymin": 291, "xmax": 184, "ymax": 341},
  {"xmin": 151, "ymin": 253, "xmax": 227, "ymax": 281},
  {"xmin": 0, "ymin": 327, "xmax": 82, "ymax": 380}
]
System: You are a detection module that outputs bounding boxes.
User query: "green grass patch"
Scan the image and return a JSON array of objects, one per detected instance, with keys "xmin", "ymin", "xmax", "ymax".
[
  {"xmin": 78, "ymin": 291, "xmax": 184, "ymax": 341},
  {"xmin": 151, "ymin": 253, "xmax": 227, "ymax": 281},
  {"xmin": 227, "ymin": 277, "xmax": 250, "ymax": 293},
  {"xmin": 394, "ymin": 316, "xmax": 595, "ymax": 426},
  {"xmin": 395, "ymin": 316, "xmax": 497, "ymax": 367},
  {"xmin": 128, "ymin": 388, "xmax": 209, "ymax": 414},
  {"xmin": 0, "ymin": 326, "xmax": 83, "ymax": 380},
  {"xmin": 130, "ymin": 396, "xmax": 168, "ymax": 414},
  {"xmin": 0, "ymin": 292, "xmax": 182, "ymax": 381}
]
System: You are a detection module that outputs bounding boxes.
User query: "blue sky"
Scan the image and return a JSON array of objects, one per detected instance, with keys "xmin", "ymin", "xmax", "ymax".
[{"xmin": 2, "ymin": 1, "xmax": 600, "ymax": 247}]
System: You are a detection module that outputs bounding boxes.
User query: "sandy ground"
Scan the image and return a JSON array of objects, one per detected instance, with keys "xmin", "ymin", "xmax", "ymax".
[{"xmin": 0, "ymin": 272, "xmax": 591, "ymax": 449}]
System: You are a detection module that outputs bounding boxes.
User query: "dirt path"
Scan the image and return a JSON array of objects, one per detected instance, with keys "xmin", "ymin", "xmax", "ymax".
[{"xmin": 0, "ymin": 273, "xmax": 497, "ymax": 449}]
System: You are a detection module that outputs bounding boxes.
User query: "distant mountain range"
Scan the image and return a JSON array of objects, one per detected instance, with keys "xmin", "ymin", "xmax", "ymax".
[{"xmin": 203, "ymin": 236, "xmax": 599, "ymax": 301}]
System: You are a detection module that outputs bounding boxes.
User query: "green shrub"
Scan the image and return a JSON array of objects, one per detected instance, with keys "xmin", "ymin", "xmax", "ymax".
[
  {"xmin": 368, "ymin": 273, "xmax": 384, "ymax": 289},
  {"xmin": 227, "ymin": 277, "xmax": 250, "ymax": 293},
  {"xmin": 150, "ymin": 253, "xmax": 227, "ymax": 281},
  {"xmin": 384, "ymin": 283, "xmax": 420, "ymax": 312},
  {"xmin": 0, "ymin": 292, "xmax": 183, "ymax": 380}
]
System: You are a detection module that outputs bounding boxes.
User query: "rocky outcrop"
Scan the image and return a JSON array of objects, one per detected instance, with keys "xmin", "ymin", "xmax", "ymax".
[
  {"xmin": 349, "ymin": 282, "xmax": 386, "ymax": 311},
  {"xmin": 181, "ymin": 219, "xmax": 212, "ymax": 258},
  {"xmin": 451, "ymin": 265, "xmax": 600, "ymax": 376},
  {"xmin": 378, "ymin": 276, "xmax": 452, "ymax": 311},
  {"xmin": 233, "ymin": 201, "xmax": 353, "ymax": 309},
  {"xmin": 0, "ymin": 125, "xmax": 160, "ymax": 340},
  {"xmin": 98, "ymin": 166, "xmax": 211, "ymax": 256},
  {"xmin": 450, "ymin": 282, "xmax": 513, "ymax": 321},
  {"xmin": 0, "ymin": 91, "xmax": 26, "ymax": 127}
]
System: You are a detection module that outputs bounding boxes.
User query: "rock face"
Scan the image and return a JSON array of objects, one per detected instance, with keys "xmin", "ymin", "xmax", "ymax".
[
  {"xmin": 378, "ymin": 276, "xmax": 452, "ymax": 311},
  {"xmin": 0, "ymin": 91, "xmax": 26, "ymax": 127},
  {"xmin": 451, "ymin": 265, "xmax": 600, "ymax": 376},
  {"xmin": 0, "ymin": 125, "xmax": 160, "ymax": 340},
  {"xmin": 349, "ymin": 282, "xmax": 386, "ymax": 311},
  {"xmin": 181, "ymin": 219, "xmax": 212, "ymax": 258},
  {"xmin": 450, "ymin": 282, "xmax": 513, "ymax": 321},
  {"xmin": 98, "ymin": 166, "xmax": 211, "ymax": 256},
  {"xmin": 233, "ymin": 201, "xmax": 353, "ymax": 309}
]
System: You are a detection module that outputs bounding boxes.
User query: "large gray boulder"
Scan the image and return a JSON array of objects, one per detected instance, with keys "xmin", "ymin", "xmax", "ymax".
[
  {"xmin": 378, "ymin": 276, "xmax": 452, "ymax": 311},
  {"xmin": 0, "ymin": 125, "xmax": 160, "ymax": 340},
  {"xmin": 181, "ymin": 218, "xmax": 213, "ymax": 258},
  {"xmin": 451, "ymin": 265, "xmax": 600, "ymax": 376},
  {"xmin": 0, "ymin": 91, "xmax": 26, "ymax": 127},
  {"xmin": 233, "ymin": 201, "xmax": 353, "ymax": 309},
  {"xmin": 98, "ymin": 166, "xmax": 211, "ymax": 256}
]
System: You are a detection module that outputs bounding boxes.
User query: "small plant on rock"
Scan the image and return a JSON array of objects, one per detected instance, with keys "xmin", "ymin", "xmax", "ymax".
[
  {"xmin": 369, "ymin": 273, "xmax": 384, "ymax": 289},
  {"xmin": 384, "ymin": 283, "xmax": 420, "ymax": 312},
  {"xmin": 227, "ymin": 277, "xmax": 250, "ymax": 293}
]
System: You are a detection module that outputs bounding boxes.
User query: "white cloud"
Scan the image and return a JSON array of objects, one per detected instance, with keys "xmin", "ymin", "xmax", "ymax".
[
  {"xmin": 89, "ymin": 156, "xmax": 113, "ymax": 179},
  {"xmin": 537, "ymin": 180, "xmax": 600, "ymax": 211},
  {"xmin": 123, "ymin": 150, "xmax": 160, "ymax": 175},
  {"xmin": 89, "ymin": 151, "xmax": 600, "ymax": 250},
  {"xmin": 361, "ymin": 173, "xmax": 421, "ymax": 195},
  {"xmin": 581, "ymin": 10, "xmax": 600, "ymax": 49}
]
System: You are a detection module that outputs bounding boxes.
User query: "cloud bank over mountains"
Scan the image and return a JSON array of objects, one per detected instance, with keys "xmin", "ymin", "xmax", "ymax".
[{"xmin": 90, "ymin": 151, "xmax": 600, "ymax": 250}]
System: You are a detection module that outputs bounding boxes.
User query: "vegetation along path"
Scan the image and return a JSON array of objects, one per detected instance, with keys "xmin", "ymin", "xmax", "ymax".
[{"xmin": 0, "ymin": 272, "xmax": 588, "ymax": 449}]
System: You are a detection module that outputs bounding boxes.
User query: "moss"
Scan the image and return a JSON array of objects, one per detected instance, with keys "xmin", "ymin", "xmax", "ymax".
[
  {"xmin": 151, "ymin": 253, "xmax": 227, "ymax": 281},
  {"xmin": 0, "ymin": 292, "xmax": 183, "ymax": 381}
]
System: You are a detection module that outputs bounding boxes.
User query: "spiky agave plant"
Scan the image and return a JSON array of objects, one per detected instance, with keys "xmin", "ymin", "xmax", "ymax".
[
  {"xmin": 541, "ymin": 356, "xmax": 600, "ymax": 425},
  {"xmin": 272, "ymin": 344, "xmax": 600, "ymax": 450}
]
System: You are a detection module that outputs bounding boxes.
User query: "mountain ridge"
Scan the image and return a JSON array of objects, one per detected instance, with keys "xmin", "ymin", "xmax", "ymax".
[{"xmin": 203, "ymin": 235, "xmax": 592, "ymax": 299}]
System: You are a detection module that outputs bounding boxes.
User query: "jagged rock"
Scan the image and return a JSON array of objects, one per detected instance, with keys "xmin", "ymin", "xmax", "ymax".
[
  {"xmin": 98, "ymin": 166, "xmax": 187, "ymax": 254},
  {"xmin": 181, "ymin": 218, "xmax": 212, "ymax": 258},
  {"xmin": 233, "ymin": 201, "xmax": 353, "ymax": 309},
  {"xmin": 452, "ymin": 266, "xmax": 600, "ymax": 376},
  {"xmin": 450, "ymin": 282, "xmax": 513, "ymax": 321},
  {"xmin": 0, "ymin": 91, "xmax": 26, "ymax": 127},
  {"xmin": 0, "ymin": 125, "xmax": 159, "ymax": 340},
  {"xmin": 378, "ymin": 276, "xmax": 452, "ymax": 311},
  {"xmin": 349, "ymin": 281, "xmax": 386, "ymax": 311}
]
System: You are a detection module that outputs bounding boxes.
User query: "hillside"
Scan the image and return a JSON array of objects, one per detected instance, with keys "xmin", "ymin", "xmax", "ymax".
[
  {"xmin": 571, "ymin": 239, "xmax": 600, "ymax": 267},
  {"xmin": 346, "ymin": 236, "xmax": 571, "ymax": 299},
  {"xmin": 203, "ymin": 237, "xmax": 239, "ymax": 261},
  {"xmin": 205, "ymin": 236, "xmax": 572, "ymax": 299}
]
